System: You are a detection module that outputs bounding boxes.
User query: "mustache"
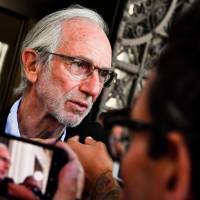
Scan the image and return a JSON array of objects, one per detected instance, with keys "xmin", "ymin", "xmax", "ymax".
[{"xmin": 63, "ymin": 91, "xmax": 93, "ymax": 107}]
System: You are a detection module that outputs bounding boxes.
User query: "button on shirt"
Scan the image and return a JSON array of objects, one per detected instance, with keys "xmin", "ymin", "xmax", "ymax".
[{"xmin": 5, "ymin": 99, "xmax": 66, "ymax": 141}]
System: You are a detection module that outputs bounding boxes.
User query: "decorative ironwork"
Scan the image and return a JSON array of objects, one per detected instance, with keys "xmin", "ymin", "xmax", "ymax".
[{"xmin": 98, "ymin": 0, "xmax": 193, "ymax": 115}]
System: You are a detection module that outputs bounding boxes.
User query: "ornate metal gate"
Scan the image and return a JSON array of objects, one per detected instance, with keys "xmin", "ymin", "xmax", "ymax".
[{"xmin": 98, "ymin": 0, "xmax": 194, "ymax": 115}]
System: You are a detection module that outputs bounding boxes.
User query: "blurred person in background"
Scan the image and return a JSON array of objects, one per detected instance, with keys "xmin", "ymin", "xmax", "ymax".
[
  {"xmin": 99, "ymin": 108, "xmax": 130, "ymax": 161},
  {"xmin": 0, "ymin": 143, "xmax": 10, "ymax": 180}
]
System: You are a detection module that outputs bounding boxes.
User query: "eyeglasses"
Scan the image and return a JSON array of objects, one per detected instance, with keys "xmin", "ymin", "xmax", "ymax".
[
  {"xmin": 105, "ymin": 118, "xmax": 158, "ymax": 159},
  {"xmin": 106, "ymin": 118, "xmax": 157, "ymax": 140},
  {"xmin": 108, "ymin": 118, "xmax": 156, "ymax": 132},
  {"xmin": 44, "ymin": 51, "xmax": 117, "ymax": 88}
]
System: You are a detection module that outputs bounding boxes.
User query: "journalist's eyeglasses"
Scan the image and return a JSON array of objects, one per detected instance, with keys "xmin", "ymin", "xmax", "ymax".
[
  {"xmin": 44, "ymin": 51, "xmax": 117, "ymax": 88},
  {"xmin": 106, "ymin": 118, "xmax": 158, "ymax": 154},
  {"xmin": 107, "ymin": 118, "xmax": 157, "ymax": 138}
]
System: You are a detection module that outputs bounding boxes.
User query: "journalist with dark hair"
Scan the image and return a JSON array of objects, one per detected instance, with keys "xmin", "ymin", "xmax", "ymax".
[{"xmin": 106, "ymin": 1, "xmax": 200, "ymax": 199}]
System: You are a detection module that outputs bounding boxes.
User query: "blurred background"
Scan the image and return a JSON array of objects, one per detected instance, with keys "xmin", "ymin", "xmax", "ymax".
[{"xmin": 0, "ymin": 0, "xmax": 194, "ymax": 119}]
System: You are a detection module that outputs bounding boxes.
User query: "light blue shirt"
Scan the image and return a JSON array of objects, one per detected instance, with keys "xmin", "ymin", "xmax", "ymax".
[
  {"xmin": 5, "ymin": 99, "xmax": 66, "ymax": 141},
  {"xmin": 5, "ymin": 99, "xmax": 21, "ymax": 137}
]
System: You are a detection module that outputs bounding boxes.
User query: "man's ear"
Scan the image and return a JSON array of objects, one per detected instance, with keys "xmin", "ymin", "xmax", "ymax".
[
  {"xmin": 21, "ymin": 48, "xmax": 40, "ymax": 83},
  {"xmin": 164, "ymin": 131, "xmax": 191, "ymax": 200}
]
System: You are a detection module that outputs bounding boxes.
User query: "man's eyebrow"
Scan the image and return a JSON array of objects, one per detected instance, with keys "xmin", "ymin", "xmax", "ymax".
[{"xmin": 74, "ymin": 55, "xmax": 110, "ymax": 69}]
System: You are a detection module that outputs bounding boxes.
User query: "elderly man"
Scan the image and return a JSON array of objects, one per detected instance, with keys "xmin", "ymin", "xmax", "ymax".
[
  {"xmin": 1, "ymin": 5, "xmax": 116, "ymax": 140},
  {"xmin": 0, "ymin": 5, "xmax": 119, "ymax": 199}
]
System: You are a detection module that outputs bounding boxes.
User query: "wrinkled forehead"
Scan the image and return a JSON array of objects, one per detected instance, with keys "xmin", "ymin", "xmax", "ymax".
[
  {"xmin": 57, "ymin": 18, "xmax": 112, "ymax": 68},
  {"xmin": 62, "ymin": 17, "xmax": 105, "ymax": 32},
  {"xmin": 60, "ymin": 18, "xmax": 111, "ymax": 49}
]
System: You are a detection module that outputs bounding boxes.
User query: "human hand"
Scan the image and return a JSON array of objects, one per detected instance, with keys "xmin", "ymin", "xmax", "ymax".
[
  {"xmin": 67, "ymin": 136, "xmax": 113, "ymax": 185},
  {"xmin": 53, "ymin": 142, "xmax": 84, "ymax": 200},
  {"xmin": 8, "ymin": 183, "xmax": 39, "ymax": 200},
  {"xmin": 32, "ymin": 138, "xmax": 85, "ymax": 200}
]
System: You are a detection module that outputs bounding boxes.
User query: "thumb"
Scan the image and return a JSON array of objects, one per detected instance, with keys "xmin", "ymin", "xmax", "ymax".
[
  {"xmin": 54, "ymin": 157, "xmax": 84, "ymax": 200},
  {"xmin": 84, "ymin": 136, "xmax": 96, "ymax": 145},
  {"xmin": 67, "ymin": 135, "xmax": 80, "ymax": 142}
]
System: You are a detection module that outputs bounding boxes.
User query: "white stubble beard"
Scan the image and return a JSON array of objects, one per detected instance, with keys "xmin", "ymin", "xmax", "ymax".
[
  {"xmin": 52, "ymin": 90, "xmax": 93, "ymax": 127},
  {"xmin": 35, "ymin": 68, "xmax": 93, "ymax": 127}
]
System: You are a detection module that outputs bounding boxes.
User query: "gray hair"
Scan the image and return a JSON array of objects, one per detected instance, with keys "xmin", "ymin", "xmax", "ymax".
[{"xmin": 15, "ymin": 4, "xmax": 109, "ymax": 94}]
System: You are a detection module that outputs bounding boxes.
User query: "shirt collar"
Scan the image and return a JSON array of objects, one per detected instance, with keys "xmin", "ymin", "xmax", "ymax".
[
  {"xmin": 5, "ymin": 98, "xmax": 66, "ymax": 141},
  {"xmin": 5, "ymin": 98, "xmax": 21, "ymax": 137}
]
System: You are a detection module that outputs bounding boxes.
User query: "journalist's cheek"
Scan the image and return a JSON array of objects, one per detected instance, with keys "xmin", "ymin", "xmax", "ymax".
[{"xmin": 121, "ymin": 136, "xmax": 155, "ymax": 200}]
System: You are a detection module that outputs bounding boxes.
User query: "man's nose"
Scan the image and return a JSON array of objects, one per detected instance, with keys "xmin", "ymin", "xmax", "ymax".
[{"xmin": 79, "ymin": 71, "xmax": 103, "ymax": 101}]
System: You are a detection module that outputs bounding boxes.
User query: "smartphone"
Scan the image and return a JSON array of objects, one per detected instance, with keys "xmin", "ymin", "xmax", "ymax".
[{"xmin": 0, "ymin": 134, "xmax": 69, "ymax": 199}]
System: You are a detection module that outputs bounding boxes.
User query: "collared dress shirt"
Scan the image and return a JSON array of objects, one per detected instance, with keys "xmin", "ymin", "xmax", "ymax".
[{"xmin": 5, "ymin": 99, "xmax": 66, "ymax": 141}]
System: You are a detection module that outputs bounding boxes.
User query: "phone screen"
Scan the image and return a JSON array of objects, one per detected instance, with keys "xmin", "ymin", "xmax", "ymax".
[{"xmin": 0, "ymin": 135, "xmax": 57, "ymax": 199}]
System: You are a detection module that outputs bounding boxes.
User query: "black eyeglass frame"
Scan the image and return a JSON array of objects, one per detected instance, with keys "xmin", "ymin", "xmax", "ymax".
[
  {"xmin": 107, "ymin": 118, "xmax": 173, "ymax": 159},
  {"xmin": 42, "ymin": 51, "xmax": 117, "ymax": 88},
  {"xmin": 106, "ymin": 118, "xmax": 158, "ymax": 134}
]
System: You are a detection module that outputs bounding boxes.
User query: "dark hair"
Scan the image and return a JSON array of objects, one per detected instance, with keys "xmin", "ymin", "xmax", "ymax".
[{"xmin": 148, "ymin": 1, "xmax": 200, "ymax": 198}]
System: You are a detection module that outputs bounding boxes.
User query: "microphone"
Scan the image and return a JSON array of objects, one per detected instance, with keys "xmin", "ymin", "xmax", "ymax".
[{"xmin": 66, "ymin": 121, "xmax": 108, "ymax": 144}]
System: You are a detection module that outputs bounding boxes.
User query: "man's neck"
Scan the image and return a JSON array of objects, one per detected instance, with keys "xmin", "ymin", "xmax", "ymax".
[{"xmin": 18, "ymin": 93, "xmax": 65, "ymax": 139}]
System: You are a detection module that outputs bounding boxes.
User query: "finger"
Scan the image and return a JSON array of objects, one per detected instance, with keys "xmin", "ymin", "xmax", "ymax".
[
  {"xmin": 62, "ymin": 160, "xmax": 84, "ymax": 199},
  {"xmin": 72, "ymin": 135, "xmax": 80, "ymax": 141},
  {"xmin": 54, "ymin": 159, "xmax": 84, "ymax": 200},
  {"xmin": 84, "ymin": 136, "xmax": 97, "ymax": 145},
  {"xmin": 74, "ymin": 162, "xmax": 85, "ymax": 199},
  {"xmin": 67, "ymin": 136, "xmax": 82, "ymax": 148},
  {"xmin": 8, "ymin": 183, "xmax": 38, "ymax": 200},
  {"xmin": 67, "ymin": 135, "xmax": 80, "ymax": 142}
]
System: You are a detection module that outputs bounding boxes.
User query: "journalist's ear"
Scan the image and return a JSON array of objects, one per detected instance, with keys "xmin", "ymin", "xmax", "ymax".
[{"xmin": 163, "ymin": 131, "xmax": 190, "ymax": 200}]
